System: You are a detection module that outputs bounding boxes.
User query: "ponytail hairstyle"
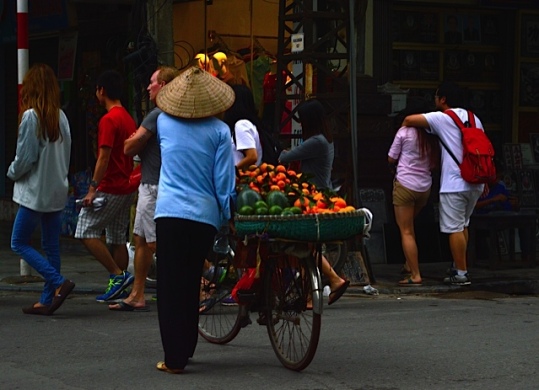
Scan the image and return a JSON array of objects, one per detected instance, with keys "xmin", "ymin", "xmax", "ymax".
[
  {"xmin": 19, "ymin": 63, "xmax": 62, "ymax": 142},
  {"xmin": 297, "ymin": 99, "xmax": 333, "ymax": 143},
  {"xmin": 223, "ymin": 84, "xmax": 262, "ymax": 134}
]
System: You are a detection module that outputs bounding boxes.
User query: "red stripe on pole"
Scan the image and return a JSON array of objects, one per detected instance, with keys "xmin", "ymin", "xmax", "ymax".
[
  {"xmin": 17, "ymin": 12, "xmax": 28, "ymax": 49},
  {"xmin": 17, "ymin": 0, "xmax": 29, "ymax": 114}
]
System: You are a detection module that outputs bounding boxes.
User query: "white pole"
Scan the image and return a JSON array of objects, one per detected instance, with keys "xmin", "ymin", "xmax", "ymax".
[{"xmin": 17, "ymin": 0, "xmax": 31, "ymax": 277}]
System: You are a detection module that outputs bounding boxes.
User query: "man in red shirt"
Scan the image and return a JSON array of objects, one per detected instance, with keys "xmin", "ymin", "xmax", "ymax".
[{"xmin": 75, "ymin": 70, "xmax": 137, "ymax": 302}]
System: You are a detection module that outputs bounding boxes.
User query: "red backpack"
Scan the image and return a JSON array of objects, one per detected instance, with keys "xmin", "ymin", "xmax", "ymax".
[{"xmin": 441, "ymin": 109, "xmax": 496, "ymax": 184}]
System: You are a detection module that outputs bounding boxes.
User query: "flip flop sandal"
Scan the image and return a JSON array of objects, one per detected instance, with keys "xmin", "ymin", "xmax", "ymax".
[
  {"xmin": 328, "ymin": 280, "xmax": 350, "ymax": 305},
  {"xmin": 199, "ymin": 297, "xmax": 217, "ymax": 314},
  {"xmin": 109, "ymin": 301, "xmax": 150, "ymax": 312},
  {"xmin": 398, "ymin": 278, "xmax": 422, "ymax": 286}
]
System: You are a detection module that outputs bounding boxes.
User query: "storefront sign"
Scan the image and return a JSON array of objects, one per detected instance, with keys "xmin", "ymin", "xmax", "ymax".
[{"xmin": 28, "ymin": 0, "xmax": 68, "ymax": 33}]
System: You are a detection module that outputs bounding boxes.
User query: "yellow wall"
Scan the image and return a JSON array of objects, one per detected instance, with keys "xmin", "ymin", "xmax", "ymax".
[{"xmin": 172, "ymin": 0, "xmax": 280, "ymax": 68}]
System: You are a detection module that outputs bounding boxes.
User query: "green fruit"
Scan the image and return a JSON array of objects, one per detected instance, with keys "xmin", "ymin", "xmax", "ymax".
[
  {"xmin": 238, "ymin": 205, "xmax": 254, "ymax": 215},
  {"xmin": 254, "ymin": 200, "xmax": 268, "ymax": 209},
  {"xmin": 236, "ymin": 189, "xmax": 262, "ymax": 209},
  {"xmin": 289, "ymin": 206, "xmax": 303, "ymax": 214},
  {"xmin": 255, "ymin": 206, "xmax": 269, "ymax": 215},
  {"xmin": 281, "ymin": 209, "xmax": 294, "ymax": 216},
  {"xmin": 269, "ymin": 205, "xmax": 283, "ymax": 215},
  {"xmin": 266, "ymin": 190, "xmax": 290, "ymax": 208}
]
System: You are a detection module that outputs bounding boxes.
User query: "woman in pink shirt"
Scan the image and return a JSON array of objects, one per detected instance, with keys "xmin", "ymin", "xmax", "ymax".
[{"xmin": 388, "ymin": 107, "xmax": 440, "ymax": 285}]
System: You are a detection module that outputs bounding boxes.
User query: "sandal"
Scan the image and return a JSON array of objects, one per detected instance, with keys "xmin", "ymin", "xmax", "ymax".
[
  {"xmin": 156, "ymin": 361, "xmax": 183, "ymax": 374},
  {"xmin": 199, "ymin": 297, "xmax": 217, "ymax": 314}
]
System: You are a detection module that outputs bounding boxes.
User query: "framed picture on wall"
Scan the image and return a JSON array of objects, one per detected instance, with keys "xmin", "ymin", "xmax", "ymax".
[
  {"xmin": 463, "ymin": 14, "xmax": 481, "ymax": 44},
  {"xmin": 419, "ymin": 50, "xmax": 439, "ymax": 80},
  {"xmin": 520, "ymin": 13, "xmax": 539, "ymax": 58},
  {"xmin": 518, "ymin": 170, "xmax": 536, "ymax": 206},
  {"xmin": 520, "ymin": 63, "xmax": 539, "ymax": 106},
  {"xmin": 529, "ymin": 133, "xmax": 539, "ymax": 162},
  {"xmin": 419, "ymin": 13, "xmax": 438, "ymax": 43},
  {"xmin": 444, "ymin": 14, "xmax": 463, "ymax": 44}
]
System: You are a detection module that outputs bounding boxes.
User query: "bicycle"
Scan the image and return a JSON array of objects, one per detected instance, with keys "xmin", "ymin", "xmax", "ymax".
[
  {"xmin": 197, "ymin": 236, "xmax": 323, "ymax": 371},
  {"xmin": 322, "ymin": 240, "xmax": 348, "ymax": 275}
]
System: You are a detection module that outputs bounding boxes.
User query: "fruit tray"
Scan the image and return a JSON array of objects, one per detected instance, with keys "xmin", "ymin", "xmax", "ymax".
[{"xmin": 234, "ymin": 210, "xmax": 366, "ymax": 242}]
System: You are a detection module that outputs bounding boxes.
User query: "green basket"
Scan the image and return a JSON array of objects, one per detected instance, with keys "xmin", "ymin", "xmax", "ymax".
[{"xmin": 235, "ymin": 210, "xmax": 366, "ymax": 242}]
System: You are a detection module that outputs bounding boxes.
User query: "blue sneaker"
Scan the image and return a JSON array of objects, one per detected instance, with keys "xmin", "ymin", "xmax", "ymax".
[
  {"xmin": 96, "ymin": 271, "xmax": 134, "ymax": 302},
  {"xmin": 221, "ymin": 294, "xmax": 238, "ymax": 306},
  {"xmin": 101, "ymin": 290, "xmax": 129, "ymax": 304}
]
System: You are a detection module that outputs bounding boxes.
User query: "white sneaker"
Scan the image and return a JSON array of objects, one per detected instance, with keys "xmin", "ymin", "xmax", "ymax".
[{"xmin": 443, "ymin": 273, "xmax": 471, "ymax": 286}]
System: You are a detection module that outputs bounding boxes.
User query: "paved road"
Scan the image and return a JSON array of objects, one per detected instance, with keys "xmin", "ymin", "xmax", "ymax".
[{"xmin": 2, "ymin": 291, "xmax": 539, "ymax": 390}]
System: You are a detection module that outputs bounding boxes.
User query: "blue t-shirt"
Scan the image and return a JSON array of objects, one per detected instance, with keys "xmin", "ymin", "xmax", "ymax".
[
  {"xmin": 474, "ymin": 181, "xmax": 512, "ymax": 214},
  {"xmin": 155, "ymin": 114, "xmax": 236, "ymax": 230}
]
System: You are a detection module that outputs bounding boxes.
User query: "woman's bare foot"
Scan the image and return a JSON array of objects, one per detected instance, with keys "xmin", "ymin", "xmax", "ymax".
[
  {"xmin": 108, "ymin": 299, "xmax": 147, "ymax": 310},
  {"xmin": 329, "ymin": 278, "xmax": 347, "ymax": 294}
]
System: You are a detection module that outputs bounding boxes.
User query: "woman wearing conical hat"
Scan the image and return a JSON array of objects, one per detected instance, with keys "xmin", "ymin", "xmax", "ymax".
[{"xmin": 153, "ymin": 67, "xmax": 236, "ymax": 374}]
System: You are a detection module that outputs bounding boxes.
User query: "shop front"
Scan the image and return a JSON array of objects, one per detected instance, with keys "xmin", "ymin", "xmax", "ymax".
[{"xmin": 1, "ymin": 0, "xmax": 538, "ymax": 264}]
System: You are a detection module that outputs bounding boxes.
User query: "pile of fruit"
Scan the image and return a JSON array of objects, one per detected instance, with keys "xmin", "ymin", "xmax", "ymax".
[{"xmin": 235, "ymin": 163, "xmax": 356, "ymax": 216}]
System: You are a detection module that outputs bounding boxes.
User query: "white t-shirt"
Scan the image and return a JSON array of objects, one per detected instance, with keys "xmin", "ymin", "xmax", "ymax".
[
  {"xmin": 423, "ymin": 108, "xmax": 485, "ymax": 193},
  {"xmin": 231, "ymin": 119, "xmax": 263, "ymax": 167}
]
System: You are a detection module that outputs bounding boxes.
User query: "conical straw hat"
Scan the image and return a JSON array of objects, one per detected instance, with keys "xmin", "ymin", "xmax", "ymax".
[{"xmin": 156, "ymin": 66, "xmax": 235, "ymax": 118}]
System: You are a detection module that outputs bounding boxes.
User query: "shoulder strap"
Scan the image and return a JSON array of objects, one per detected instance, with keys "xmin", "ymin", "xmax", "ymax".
[
  {"xmin": 437, "ymin": 136, "xmax": 460, "ymax": 166},
  {"xmin": 444, "ymin": 109, "xmax": 466, "ymax": 130},
  {"xmin": 439, "ymin": 109, "xmax": 464, "ymax": 166},
  {"xmin": 467, "ymin": 110, "xmax": 476, "ymax": 128}
]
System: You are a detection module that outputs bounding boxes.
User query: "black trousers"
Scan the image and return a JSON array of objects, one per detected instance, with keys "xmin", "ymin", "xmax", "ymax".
[{"xmin": 156, "ymin": 218, "xmax": 216, "ymax": 370}]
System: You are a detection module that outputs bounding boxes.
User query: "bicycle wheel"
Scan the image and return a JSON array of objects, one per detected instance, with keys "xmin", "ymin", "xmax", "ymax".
[
  {"xmin": 198, "ymin": 252, "xmax": 242, "ymax": 344},
  {"xmin": 264, "ymin": 254, "xmax": 322, "ymax": 371},
  {"xmin": 322, "ymin": 241, "xmax": 348, "ymax": 275}
]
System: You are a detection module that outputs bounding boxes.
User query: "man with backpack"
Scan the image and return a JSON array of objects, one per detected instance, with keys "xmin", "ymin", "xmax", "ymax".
[{"xmin": 402, "ymin": 81, "xmax": 489, "ymax": 285}]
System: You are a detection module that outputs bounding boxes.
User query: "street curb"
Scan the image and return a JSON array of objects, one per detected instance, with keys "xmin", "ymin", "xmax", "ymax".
[
  {"xmin": 2, "ymin": 280, "xmax": 538, "ymax": 297},
  {"xmin": 348, "ymin": 279, "xmax": 539, "ymax": 296}
]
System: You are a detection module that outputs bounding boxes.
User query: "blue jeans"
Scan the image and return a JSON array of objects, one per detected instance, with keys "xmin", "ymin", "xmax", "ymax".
[{"xmin": 11, "ymin": 206, "xmax": 65, "ymax": 305}]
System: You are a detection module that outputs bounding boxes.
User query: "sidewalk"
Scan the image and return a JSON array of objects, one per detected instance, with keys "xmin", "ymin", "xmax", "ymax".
[{"xmin": 1, "ymin": 221, "xmax": 538, "ymax": 296}]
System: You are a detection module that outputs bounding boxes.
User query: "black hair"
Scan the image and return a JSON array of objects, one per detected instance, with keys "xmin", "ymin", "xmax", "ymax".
[
  {"xmin": 96, "ymin": 70, "xmax": 124, "ymax": 101},
  {"xmin": 223, "ymin": 84, "xmax": 262, "ymax": 134},
  {"xmin": 297, "ymin": 99, "xmax": 333, "ymax": 143},
  {"xmin": 436, "ymin": 81, "xmax": 463, "ymax": 108}
]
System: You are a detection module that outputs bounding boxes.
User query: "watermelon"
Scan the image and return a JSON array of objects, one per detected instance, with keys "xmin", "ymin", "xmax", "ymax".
[
  {"xmin": 266, "ymin": 190, "xmax": 290, "ymax": 209},
  {"xmin": 236, "ymin": 188, "xmax": 263, "ymax": 210}
]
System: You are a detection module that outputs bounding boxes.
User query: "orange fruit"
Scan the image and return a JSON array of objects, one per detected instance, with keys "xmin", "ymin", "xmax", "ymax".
[
  {"xmin": 313, "ymin": 192, "xmax": 324, "ymax": 201},
  {"xmin": 316, "ymin": 199, "xmax": 328, "ymax": 209},
  {"xmin": 275, "ymin": 165, "xmax": 287, "ymax": 173},
  {"xmin": 275, "ymin": 172, "xmax": 286, "ymax": 181},
  {"xmin": 331, "ymin": 197, "xmax": 347, "ymax": 209}
]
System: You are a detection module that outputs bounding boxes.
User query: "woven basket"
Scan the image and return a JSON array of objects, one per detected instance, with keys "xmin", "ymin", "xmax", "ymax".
[{"xmin": 235, "ymin": 210, "xmax": 365, "ymax": 242}]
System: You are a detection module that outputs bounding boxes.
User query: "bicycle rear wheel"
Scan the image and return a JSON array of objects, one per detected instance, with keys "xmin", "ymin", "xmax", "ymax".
[
  {"xmin": 198, "ymin": 253, "xmax": 242, "ymax": 344},
  {"xmin": 264, "ymin": 254, "xmax": 322, "ymax": 371},
  {"xmin": 322, "ymin": 241, "xmax": 348, "ymax": 275}
]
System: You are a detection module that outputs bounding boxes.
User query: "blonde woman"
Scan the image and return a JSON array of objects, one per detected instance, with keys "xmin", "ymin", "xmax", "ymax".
[{"xmin": 8, "ymin": 63, "xmax": 74, "ymax": 315}]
